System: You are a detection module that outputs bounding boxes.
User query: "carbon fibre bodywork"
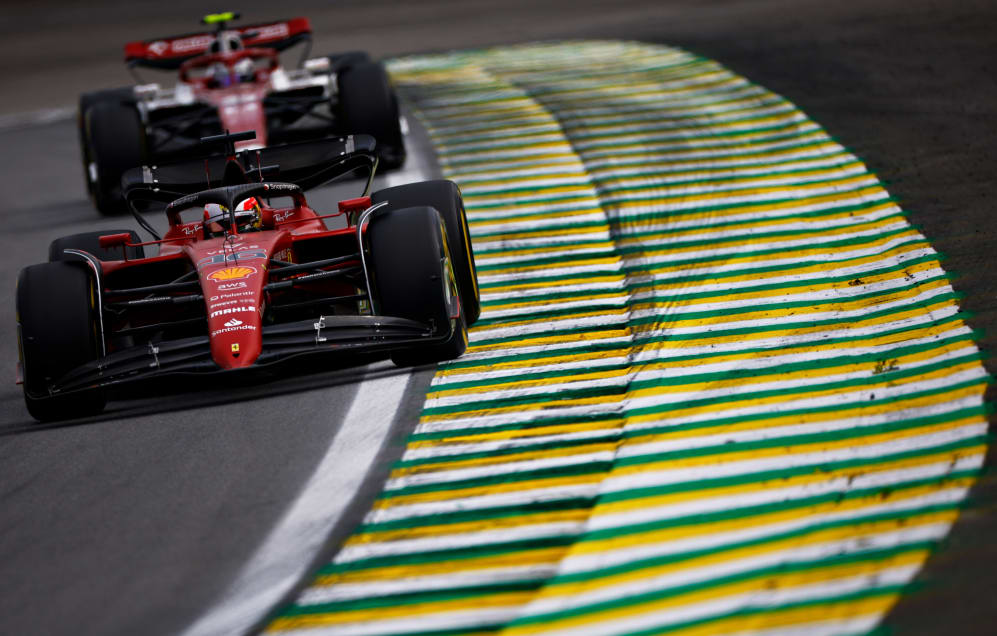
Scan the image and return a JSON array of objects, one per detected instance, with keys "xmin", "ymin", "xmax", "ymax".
[{"xmin": 18, "ymin": 135, "xmax": 467, "ymax": 415}]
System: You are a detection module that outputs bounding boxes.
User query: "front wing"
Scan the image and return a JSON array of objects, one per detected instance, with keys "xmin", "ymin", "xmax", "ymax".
[{"xmin": 34, "ymin": 314, "xmax": 451, "ymax": 398}]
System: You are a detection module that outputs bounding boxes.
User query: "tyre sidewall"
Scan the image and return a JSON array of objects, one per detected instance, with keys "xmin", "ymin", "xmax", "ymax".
[
  {"xmin": 78, "ymin": 87, "xmax": 136, "ymax": 197},
  {"xmin": 17, "ymin": 262, "xmax": 106, "ymax": 420},
  {"xmin": 326, "ymin": 51, "xmax": 370, "ymax": 73},
  {"xmin": 368, "ymin": 206, "xmax": 466, "ymax": 365},
  {"xmin": 371, "ymin": 180, "xmax": 480, "ymax": 325},
  {"xmin": 86, "ymin": 100, "xmax": 146, "ymax": 215},
  {"xmin": 336, "ymin": 61, "xmax": 405, "ymax": 165}
]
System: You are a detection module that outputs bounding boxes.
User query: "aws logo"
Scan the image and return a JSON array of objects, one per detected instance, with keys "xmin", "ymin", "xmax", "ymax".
[
  {"xmin": 215, "ymin": 282, "xmax": 248, "ymax": 291},
  {"xmin": 208, "ymin": 266, "xmax": 258, "ymax": 282}
]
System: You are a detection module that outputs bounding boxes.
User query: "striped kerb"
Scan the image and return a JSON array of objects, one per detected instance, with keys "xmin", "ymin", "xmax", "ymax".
[{"xmin": 269, "ymin": 41, "xmax": 990, "ymax": 635}]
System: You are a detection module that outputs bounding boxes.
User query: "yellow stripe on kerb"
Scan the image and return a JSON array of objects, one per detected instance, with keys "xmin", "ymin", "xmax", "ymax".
[
  {"xmin": 268, "ymin": 41, "xmax": 989, "ymax": 635},
  {"xmin": 525, "ymin": 513, "xmax": 952, "ymax": 599},
  {"xmin": 424, "ymin": 333, "xmax": 968, "ymax": 401},
  {"xmin": 438, "ymin": 315, "xmax": 964, "ymax": 378},
  {"xmin": 409, "ymin": 382, "xmax": 984, "ymax": 449},
  {"xmin": 416, "ymin": 361, "xmax": 981, "ymax": 427}
]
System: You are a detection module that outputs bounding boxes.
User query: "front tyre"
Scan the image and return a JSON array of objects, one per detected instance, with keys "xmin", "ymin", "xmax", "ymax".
[
  {"xmin": 371, "ymin": 180, "xmax": 480, "ymax": 325},
  {"xmin": 17, "ymin": 262, "xmax": 107, "ymax": 422},
  {"xmin": 368, "ymin": 206, "xmax": 467, "ymax": 367}
]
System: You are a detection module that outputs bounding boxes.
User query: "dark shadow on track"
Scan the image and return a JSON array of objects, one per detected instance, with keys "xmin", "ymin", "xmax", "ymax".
[{"xmin": 0, "ymin": 354, "xmax": 391, "ymax": 436}]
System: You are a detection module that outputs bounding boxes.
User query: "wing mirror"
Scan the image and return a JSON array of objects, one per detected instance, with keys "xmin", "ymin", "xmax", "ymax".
[
  {"xmin": 99, "ymin": 233, "xmax": 133, "ymax": 260},
  {"xmin": 338, "ymin": 196, "xmax": 372, "ymax": 225},
  {"xmin": 98, "ymin": 233, "xmax": 132, "ymax": 249}
]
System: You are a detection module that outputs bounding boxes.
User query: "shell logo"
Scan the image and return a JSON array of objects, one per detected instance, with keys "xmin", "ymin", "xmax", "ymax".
[{"xmin": 208, "ymin": 266, "xmax": 257, "ymax": 282}]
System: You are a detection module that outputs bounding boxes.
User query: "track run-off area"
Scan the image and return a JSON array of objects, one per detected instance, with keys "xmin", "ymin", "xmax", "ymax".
[{"xmin": 245, "ymin": 41, "xmax": 990, "ymax": 635}]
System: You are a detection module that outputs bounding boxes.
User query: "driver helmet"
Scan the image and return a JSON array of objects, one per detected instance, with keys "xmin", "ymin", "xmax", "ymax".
[
  {"xmin": 209, "ymin": 62, "xmax": 232, "ymax": 87},
  {"xmin": 203, "ymin": 197, "xmax": 262, "ymax": 237},
  {"xmin": 233, "ymin": 58, "xmax": 255, "ymax": 83}
]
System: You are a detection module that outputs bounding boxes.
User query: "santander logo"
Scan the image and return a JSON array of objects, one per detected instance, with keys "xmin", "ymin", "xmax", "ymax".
[{"xmin": 223, "ymin": 318, "xmax": 243, "ymax": 328}]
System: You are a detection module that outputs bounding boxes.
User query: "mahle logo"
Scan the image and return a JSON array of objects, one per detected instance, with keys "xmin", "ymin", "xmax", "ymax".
[{"xmin": 210, "ymin": 305, "xmax": 255, "ymax": 319}]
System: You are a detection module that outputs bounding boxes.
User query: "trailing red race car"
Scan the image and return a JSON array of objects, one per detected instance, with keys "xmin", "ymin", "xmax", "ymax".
[
  {"xmin": 16, "ymin": 132, "xmax": 477, "ymax": 422},
  {"xmin": 79, "ymin": 12, "xmax": 405, "ymax": 214}
]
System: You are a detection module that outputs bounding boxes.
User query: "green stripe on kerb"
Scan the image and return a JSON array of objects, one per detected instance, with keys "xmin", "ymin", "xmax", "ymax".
[
  {"xmin": 289, "ymin": 539, "xmax": 925, "ymax": 615},
  {"xmin": 358, "ymin": 459, "xmax": 981, "ymax": 537},
  {"xmin": 476, "ymin": 235, "xmax": 927, "ymax": 293},
  {"xmin": 333, "ymin": 472, "xmax": 973, "ymax": 574},
  {"xmin": 331, "ymin": 498, "xmax": 967, "ymax": 607},
  {"xmin": 469, "ymin": 194, "xmax": 900, "ymax": 253},
  {"xmin": 392, "ymin": 403, "xmax": 985, "ymax": 470},
  {"xmin": 420, "ymin": 334, "xmax": 974, "ymax": 408},
  {"xmin": 478, "ymin": 252, "xmax": 938, "ymax": 308},
  {"xmin": 471, "ymin": 273, "xmax": 949, "ymax": 328},
  {"xmin": 268, "ymin": 41, "xmax": 989, "ymax": 635},
  {"xmin": 377, "ymin": 418, "xmax": 981, "ymax": 499},
  {"xmin": 442, "ymin": 312, "xmax": 967, "ymax": 371},
  {"xmin": 475, "ymin": 218, "xmax": 915, "ymax": 274},
  {"xmin": 468, "ymin": 291, "xmax": 960, "ymax": 349},
  {"xmin": 407, "ymin": 377, "xmax": 987, "ymax": 443}
]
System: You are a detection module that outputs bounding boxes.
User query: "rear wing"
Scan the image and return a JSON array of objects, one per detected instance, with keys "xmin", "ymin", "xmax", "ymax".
[
  {"xmin": 122, "ymin": 134, "xmax": 378, "ymax": 205},
  {"xmin": 124, "ymin": 17, "xmax": 311, "ymax": 70}
]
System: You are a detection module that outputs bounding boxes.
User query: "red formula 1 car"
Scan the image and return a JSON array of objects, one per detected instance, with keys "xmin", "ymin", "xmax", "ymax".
[
  {"xmin": 79, "ymin": 12, "xmax": 405, "ymax": 214},
  {"xmin": 16, "ymin": 133, "xmax": 477, "ymax": 422}
]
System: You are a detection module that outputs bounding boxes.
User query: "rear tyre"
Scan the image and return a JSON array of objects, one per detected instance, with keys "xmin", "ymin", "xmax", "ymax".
[
  {"xmin": 325, "ymin": 51, "xmax": 370, "ymax": 72},
  {"xmin": 85, "ymin": 100, "xmax": 146, "ymax": 215},
  {"xmin": 78, "ymin": 87, "xmax": 136, "ymax": 198},
  {"xmin": 336, "ymin": 61, "xmax": 406, "ymax": 170},
  {"xmin": 371, "ymin": 180, "xmax": 480, "ymax": 325},
  {"xmin": 17, "ymin": 262, "xmax": 107, "ymax": 422},
  {"xmin": 368, "ymin": 206, "xmax": 467, "ymax": 367},
  {"xmin": 48, "ymin": 230, "xmax": 144, "ymax": 262}
]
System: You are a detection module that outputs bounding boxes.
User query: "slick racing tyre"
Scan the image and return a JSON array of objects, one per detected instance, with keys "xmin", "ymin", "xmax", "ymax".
[
  {"xmin": 336, "ymin": 61, "xmax": 406, "ymax": 170},
  {"xmin": 17, "ymin": 262, "xmax": 107, "ymax": 422},
  {"xmin": 369, "ymin": 206, "xmax": 467, "ymax": 367},
  {"xmin": 325, "ymin": 51, "xmax": 370, "ymax": 72},
  {"xmin": 78, "ymin": 87, "xmax": 135, "ymax": 198},
  {"xmin": 85, "ymin": 100, "xmax": 147, "ymax": 215},
  {"xmin": 372, "ymin": 180, "xmax": 480, "ymax": 325},
  {"xmin": 48, "ymin": 230, "xmax": 144, "ymax": 262}
]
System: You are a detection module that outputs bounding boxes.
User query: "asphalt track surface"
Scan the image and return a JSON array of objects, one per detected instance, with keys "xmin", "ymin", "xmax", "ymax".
[{"xmin": 0, "ymin": 1, "xmax": 994, "ymax": 635}]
